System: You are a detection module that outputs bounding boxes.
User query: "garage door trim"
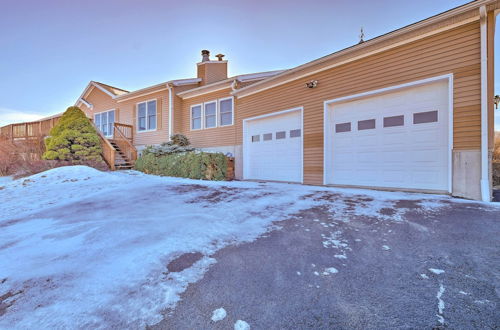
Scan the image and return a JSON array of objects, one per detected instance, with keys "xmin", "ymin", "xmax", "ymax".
[
  {"xmin": 323, "ymin": 74, "xmax": 454, "ymax": 193},
  {"xmin": 243, "ymin": 107, "xmax": 304, "ymax": 183}
]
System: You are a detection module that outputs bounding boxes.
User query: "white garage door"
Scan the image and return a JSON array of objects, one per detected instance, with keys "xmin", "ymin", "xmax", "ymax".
[
  {"xmin": 326, "ymin": 80, "xmax": 449, "ymax": 191},
  {"xmin": 244, "ymin": 109, "xmax": 302, "ymax": 182}
]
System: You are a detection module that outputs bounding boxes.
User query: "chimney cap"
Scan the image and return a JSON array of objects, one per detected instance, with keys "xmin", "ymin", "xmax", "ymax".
[
  {"xmin": 215, "ymin": 54, "xmax": 225, "ymax": 61},
  {"xmin": 201, "ymin": 50, "xmax": 210, "ymax": 62}
]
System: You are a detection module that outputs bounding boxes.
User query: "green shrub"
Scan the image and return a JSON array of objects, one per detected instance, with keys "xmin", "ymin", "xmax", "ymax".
[
  {"xmin": 134, "ymin": 151, "xmax": 228, "ymax": 180},
  {"xmin": 43, "ymin": 106, "xmax": 103, "ymax": 162},
  {"xmin": 143, "ymin": 134, "xmax": 195, "ymax": 157}
]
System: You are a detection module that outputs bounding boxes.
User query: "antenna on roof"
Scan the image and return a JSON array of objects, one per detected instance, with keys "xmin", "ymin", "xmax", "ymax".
[{"xmin": 358, "ymin": 27, "xmax": 365, "ymax": 44}]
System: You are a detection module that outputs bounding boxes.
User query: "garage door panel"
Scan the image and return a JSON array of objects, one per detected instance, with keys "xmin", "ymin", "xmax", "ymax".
[
  {"xmin": 245, "ymin": 110, "xmax": 302, "ymax": 183},
  {"xmin": 328, "ymin": 80, "xmax": 449, "ymax": 191}
]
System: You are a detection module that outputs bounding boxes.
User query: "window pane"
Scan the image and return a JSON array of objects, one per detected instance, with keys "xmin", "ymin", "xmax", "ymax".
[
  {"xmin": 192, "ymin": 105, "xmax": 201, "ymax": 119},
  {"xmin": 413, "ymin": 110, "xmax": 438, "ymax": 124},
  {"xmin": 220, "ymin": 113, "xmax": 232, "ymax": 126},
  {"xmin": 205, "ymin": 102, "xmax": 216, "ymax": 115},
  {"xmin": 252, "ymin": 135, "xmax": 260, "ymax": 142},
  {"xmin": 192, "ymin": 118, "xmax": 201, "ymax": 130},
  {"xmin": 290, "ymin": 129, "xmax": 301, "ymax": 138},
  {"xmin": 384, "ymin": 115, "xmax": 404, "ymax": 127},
  {"xmin": 108, "ymin": 110, "xmax": 115, "ymax": 123},
  {"xmin": 94, "ymin": 114, "xmax": 101, "ymax": 128},
  {"xmin": 138, "ymin": 103, "xmax": 146, "ymax": 118},
  {"xmin": 139, "ymin": 118, "xmax": 146, "ymax": 131},
  {"xmin": 263, "ymin": 133, "xmax": 272, "ymax": 141},
  {"xmin": 335, "ymin": 122, "xmax": 351, "ymax": 133},
  {"xmin": 358, "ymin": 119, "xmax": 375, "ymax": 130},
  {"xmin": 276, "ymin": 131, "xmax": 286, "ymax": 139},
  {"xmin": 138, "ymin": 103, "xmax": 147, "ymax": 131},
  {"xmin": 205, "ymin": 115, "xmax": 216, "ymax": 128},
  {"xmin": 220, "ymin": 99, "xmax": 232, "ymax": 113},
  {"xmin": 148, "ymin": 114, "xmax": 156, "ymax": 130}
]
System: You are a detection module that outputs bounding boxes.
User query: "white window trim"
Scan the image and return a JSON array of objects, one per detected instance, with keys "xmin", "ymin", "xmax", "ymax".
[
  {"xmin": 190, "ymin": 103, "xmax": 203, "ymax": 131},
  {"xmin": 218, "ymin": 96, "xmax": 234, "ymax": 127},
  {"xmin": 94, "ymin": 109, "xmax": 115, "ymax": 137},
  {"xmin": 203, "ymin": 100, "xmax": 218, "ymax": 130},
  {"xmin": 137, "ymin": 99, "xmax": 157, "ymax": 133}
]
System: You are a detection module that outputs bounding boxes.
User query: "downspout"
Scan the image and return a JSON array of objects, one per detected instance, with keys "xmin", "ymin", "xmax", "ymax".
[
  {"xmin": 480, "ymin": 6, "xmax": 490, "ymax": 202},
  {"xmin": 167, "ymin": 83, "xmax": 173, "ymax": 141}
]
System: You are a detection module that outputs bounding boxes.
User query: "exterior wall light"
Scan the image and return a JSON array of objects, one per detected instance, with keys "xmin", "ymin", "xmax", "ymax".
[
  {"xmin": 306, "ymin": 80, "xmax": 318, "ymax": 89},
  {"xmin": 495, "ymin": 95, "xmax": 499, "ymax": 109}
]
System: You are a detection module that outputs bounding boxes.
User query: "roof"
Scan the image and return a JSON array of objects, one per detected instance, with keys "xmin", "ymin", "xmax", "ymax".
[
  {"xmin": 92, "ymin": 82, "xmax": 129, "ymax": 96},
  {"xmin": 233, "ymin": 0, "xmax": 499, "ymax": 98},
  {"xmin": 176, "ymin": 70, "xmax": 285, "ymax": 99}
]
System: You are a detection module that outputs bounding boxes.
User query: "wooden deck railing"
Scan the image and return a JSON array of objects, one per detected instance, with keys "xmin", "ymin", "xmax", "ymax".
[
  {"xmin": 113, "ymin": 123, "xmax": 137, "ymax": 164},
  {"xmin": 0, "ymin": 116, "xmax": 61, "ymax": 140},
  {"xmin": 114, "ymin": 123, "xmax": 133, "ymax": 142}
]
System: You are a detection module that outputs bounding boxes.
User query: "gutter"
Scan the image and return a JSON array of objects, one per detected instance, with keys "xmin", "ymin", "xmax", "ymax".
[{"xmin": 480, "ymin": 5, "xmax": 491, "ymax": 202}]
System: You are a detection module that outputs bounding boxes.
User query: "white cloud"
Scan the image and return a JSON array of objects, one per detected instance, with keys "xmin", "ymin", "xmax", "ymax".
[{"xmin": 0, "ymin": 108, "xmax": 49, "ymax": 127}]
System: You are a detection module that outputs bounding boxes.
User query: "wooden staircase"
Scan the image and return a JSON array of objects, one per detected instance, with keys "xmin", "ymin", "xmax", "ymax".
[{"xmin": 109, "ymin": 140, "xmax": 134, "ymax": 170}]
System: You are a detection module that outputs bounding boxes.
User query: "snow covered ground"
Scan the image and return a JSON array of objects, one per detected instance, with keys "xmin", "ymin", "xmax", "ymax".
[{"xmin": 0, "ymin": 167, "xmax": 495, "ymax": 329}]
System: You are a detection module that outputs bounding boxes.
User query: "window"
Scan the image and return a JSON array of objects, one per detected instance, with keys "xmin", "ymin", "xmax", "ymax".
[
  {"xmin": 204, "ymin": 101, "xmax": 217, "ymax": 128},
  {"xmin": 335, "ymin": 122, "xmax": 351, "ymax": 133},
  {"xmin": 191, "ymin": 104, "xmax": 202, "ymax": 130},
  {"xmin": 263, "ymin": 133, "xmax": 272, "ymax": 141},
  {"xmin": 94, "ymin": 110, "xmax": 115, "ymax": 137},
  {"xmin": 413, "ymin": 110, "xmax": 438, "ymax": 124},
  {"xmin": 137, "ymin": 100, "xmax": 157, "ymax": 131},
  {"xmin": 290, "ymin": 129, "xmax": 301, "ymax": 138},
  {"xmin": 383, "ymin": 115, "xmax": 404, "ymax": 127},
  {"xmin": 276, "ymin": 131, "xmax": 286, "ymax": 139},
  {"xmin": 219, "ymin": 98, "xmax": 233, "ymax": 126},
  {"xmin": 252, "ymin": 135, "xmax": 260, "ymax": 142},
  {"xmin": 358, "ymin": 119, "xmax": 375, "ymax": 130}
]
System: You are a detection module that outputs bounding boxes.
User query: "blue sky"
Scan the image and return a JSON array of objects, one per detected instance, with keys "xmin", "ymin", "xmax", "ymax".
[{"xmin": 0, "ymin": 0, "xmax": 498, "ymax": 129}]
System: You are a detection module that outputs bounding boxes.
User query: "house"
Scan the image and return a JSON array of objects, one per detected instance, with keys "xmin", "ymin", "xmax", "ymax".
[{"xmin": 71, "ymin": 0, "xmax": 498, "ymax": 201}]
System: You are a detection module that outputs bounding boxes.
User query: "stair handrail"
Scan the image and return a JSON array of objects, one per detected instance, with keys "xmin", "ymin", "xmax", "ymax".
[{"xmin": 113, "ymin": 123, "xmax": 137, "ymax": 163}]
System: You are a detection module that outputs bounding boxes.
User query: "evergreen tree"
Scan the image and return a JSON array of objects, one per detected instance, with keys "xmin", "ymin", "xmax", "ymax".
[{"xmin": 43, "ymin": 106, "xmax": 103, "ymax": 161}]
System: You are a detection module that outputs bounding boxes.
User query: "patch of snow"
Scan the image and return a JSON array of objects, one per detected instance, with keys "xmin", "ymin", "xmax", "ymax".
[
  {"xmin": 474, "ymin": 299, "xmax": 490, "ymax": 304},
  {"xmin": 311, "ymin": 263, "xmax": 316, "ymax": 267},
  {"xmin": 0, "ymin": 175, "xmax": 14, "ymax": 186},
  {"xmin": 436, "ymin": 283, "xmax": 445, "ymax": 325},
  {"xmin": 0, "ymin": 166, "xmax": 492, "ymax": 328},
  {"xmin": 324, "ymin": 267, "xmax": 338, "ymax": 274},
  {"xmin": 429, "ymin": 268, "xmax": 445, "ymax": 275},
  {"xmin": 0, "ymin": 167, "xmax": 326, "ymax": 329},
  {"xmin": 314, "ymin": 271, "xmax": 320, "ymax": 276},
  {"xmin": 355, "ymin": 239, "xmax": 362, "ymax": 242},
  {"xmin": 234, "ymin": 320, "xmax": 250, "ymax": 330},
  {"xmin": 420, "ymin": 274, "xmax": 429, "ymax": 279},
  {"xmin": 334, "ymin": 254, "xmax": 347, "ymax": 259},
  {"xmin": 459, "ymin": 291, "xmax": 468, "ymax": 295},
  {"xmin": 296, "ymin": 271, "xmax": 301, "ymax": 276},
  {"xmin": 211, "ymin": 308, "xmax": 227, "ymax": 322},
  {"xmin": 382, "ymin": 245, "xmax": 391, "ymax": 251}
]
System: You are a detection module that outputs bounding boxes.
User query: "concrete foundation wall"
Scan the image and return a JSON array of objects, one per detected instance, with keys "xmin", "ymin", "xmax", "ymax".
[{"xmin": 452, "ymin": 149, "xmax": 481, "ymax": 200}]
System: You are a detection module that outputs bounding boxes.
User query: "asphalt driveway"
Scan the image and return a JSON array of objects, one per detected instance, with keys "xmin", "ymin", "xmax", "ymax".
[{"xmin": 152, "ymin": 190, "xmax": 500, "ymax": 330}]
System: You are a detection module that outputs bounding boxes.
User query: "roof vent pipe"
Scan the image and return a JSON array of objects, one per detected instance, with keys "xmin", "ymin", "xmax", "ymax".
[{"xmin": 201, "ymin": 50, "xmax": 210, "ymax": 62}]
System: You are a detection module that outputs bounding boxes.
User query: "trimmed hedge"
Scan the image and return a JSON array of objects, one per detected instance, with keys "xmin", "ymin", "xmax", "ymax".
[{"xmin": 134, "ymin": 151, "xmax": 228, "ymax": 181}]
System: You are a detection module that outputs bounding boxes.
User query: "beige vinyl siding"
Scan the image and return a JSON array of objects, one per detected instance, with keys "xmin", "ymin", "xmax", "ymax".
[
  {"xmin": 178, "ymin": 88, "xmax": 237, "ymax": 148},
  {"xmin": 82, "ymin": 87, "xmax": 119, "ymax": 120},
  {"xmin": 118, "ymin": 90, "xmax": 168, "ymax": 146},
  {"xmin": 236, "ymin": 22, "xmax": 482, "ymax": 185}
]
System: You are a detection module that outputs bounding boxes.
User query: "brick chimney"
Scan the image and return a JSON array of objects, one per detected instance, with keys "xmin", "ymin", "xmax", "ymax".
[{"xmin": 197, "ymin": 50, "xmax": 228, "ymax": 86}]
